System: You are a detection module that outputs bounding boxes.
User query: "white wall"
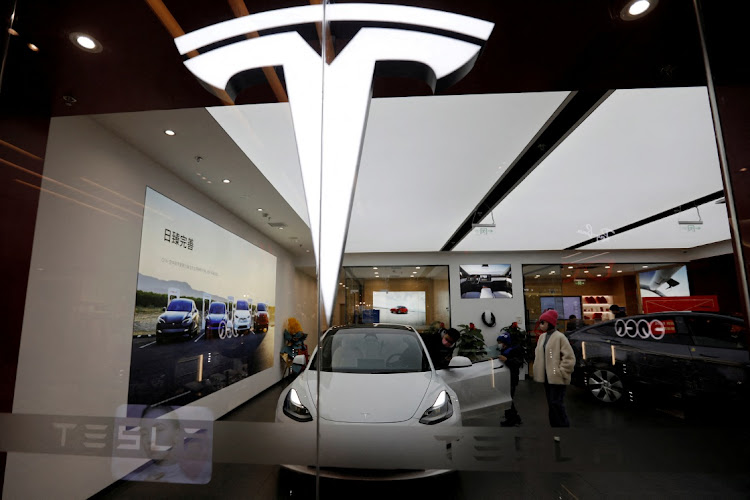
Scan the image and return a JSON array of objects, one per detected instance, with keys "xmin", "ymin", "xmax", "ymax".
[
  {"xmin": 342, "ymin": 248, "xmax": 704, "ymax": 345},
  {"xmin": 4, "ymin": 116, "xmax": 304, "ymax": 499}
]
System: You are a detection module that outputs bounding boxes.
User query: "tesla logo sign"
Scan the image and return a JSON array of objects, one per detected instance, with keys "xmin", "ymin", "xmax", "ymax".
[{"xmin": 175, "ymin": 4, "xmax": 493, "ymax": 323}]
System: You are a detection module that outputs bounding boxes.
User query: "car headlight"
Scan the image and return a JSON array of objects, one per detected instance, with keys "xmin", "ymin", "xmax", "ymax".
[
  {"xmin": 182, "ymin": 317, "xmax": 192, "ymax": 324},
  {"xmin": 283, "ymin": 388, "xmax": 313, "ymax": 422},
  {"xmin": 419, "ymin": 391, "xmax": 453, "ymax": 425},
  {"xmin": 158, "ymin": 318, "xmax": 166, "ymax": 324}
]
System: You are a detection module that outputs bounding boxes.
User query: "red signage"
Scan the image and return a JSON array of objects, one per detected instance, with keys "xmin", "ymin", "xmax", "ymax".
[{"xmin": 642, "ymin": 295, "xmax": 719, "ymax": 314}]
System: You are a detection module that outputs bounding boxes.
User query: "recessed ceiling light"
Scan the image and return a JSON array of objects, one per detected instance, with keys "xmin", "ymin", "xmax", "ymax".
[
  {"xmin": 566, "ymin": 274, "xmax": 571, "ymax": 277},
  {"xmin": 8, "ymin": 28, "xmax": 19, "ymax": 36},
  {"xmin": 597, "ymin": 274, "xmax": 602, "ymax": 277},
  {"xmin": 164, "ymin": 129, "xmax": 175, "ymax": 136},
  {"xmin": 196, "ymin": 172, "xmax": 201, "ymax": 176},
  {"xmin": 278, "ymin": 226, "xmax": 283, "ymax": 230},
  {"xmin": 642, "ymin": 265, "xmax": 649, "ymax": 268},
  {"xmin": 740, "ymin": 167, "xmax": 747, "ymax": 173},
  {"xmin": 534, "ymin": 275, "xmax": 540, "ymax": 278},
  {"xmin": 373, "ymin": 267, "xmax": 378, "ymax": 270},
  {"xmin": 69, "ymin": 32, "xmax": 103, "ymax": 53},
  {"xmin": 605, "ymin": 265, "xmax": 611, "ymax": 269},
  {"xmin": 207, "ymin": 180, "xmax": 212, "ymax": 184},
  {"xmin": 617, "ymin": 270, "xmax": 623, "ymax": 273},
  {"xmin": 306, "ymin": 250, "xmax": 310, "ymax": 253},
  {"xmin": 339, "ymin": 283, "xmax": 343, "ymax": 286},
  {"xmin": 416, "ymin": 266, "xmax": 420, "ymax": 269},
  {"xmin": 584, "ymin": 270, "xmax": 589, "ymax": 274},
  {"xmin": 568, "ymin": 266, "xmax": 573, "ymax": 269},
  {"xmin": 222, "ymin": 179, "xmax": 230, "ymax": 183},
  {"xmin": 620, "ymin": 0, "xmax": 657, "ymax": 21},
  {"xmin": 550, "ymin": 271, "xmax": 555, "ymax": 274},
  {"xmin": 257, "ymin": 208, "xmax": 263, "ymax": 211},
  {"xmin": 27, "ymin": 43, "xmax": 39, "ymax": 52}
]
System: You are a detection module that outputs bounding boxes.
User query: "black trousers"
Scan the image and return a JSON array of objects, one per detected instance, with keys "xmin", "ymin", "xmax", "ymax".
[{"xmin": 543, "ymin": 382, "xmax": 570, "ymax": 427}]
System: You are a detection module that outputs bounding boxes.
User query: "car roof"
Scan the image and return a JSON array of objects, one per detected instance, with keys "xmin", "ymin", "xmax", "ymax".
[{"xmin": 327, "ymin": 323, "xmax": 416, "ymax": 334}]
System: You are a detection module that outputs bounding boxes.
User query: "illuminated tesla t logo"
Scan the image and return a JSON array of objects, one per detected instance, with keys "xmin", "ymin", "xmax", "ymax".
[{"xmin": 176, "ymin": 4, "xmax": 493, "ymax": 323}]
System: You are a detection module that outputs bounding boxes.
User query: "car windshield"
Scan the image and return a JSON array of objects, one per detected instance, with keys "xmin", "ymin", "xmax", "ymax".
[
  {"xmin": 166, "ymin": 299, "xmax": 191, "ymax": 312},
  {"xmin": 310, "ymin": 328, "xmax": 430, "ymax": 374},
  {"xmin": 209, "ymin": 303, "xmax": 225, "ymax": 314},
  {"xmin": 257, "ymin": 303, "xmax": 267, "ymax": 311},
  {"xmin": 236, "ymin": 300, "xmax": 249, "ymax": 310}
]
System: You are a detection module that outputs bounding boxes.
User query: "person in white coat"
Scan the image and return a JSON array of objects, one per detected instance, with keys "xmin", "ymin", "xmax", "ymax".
[{"xmin": 533, "ymin": 309, "xmax": 576, "ymax": 428}]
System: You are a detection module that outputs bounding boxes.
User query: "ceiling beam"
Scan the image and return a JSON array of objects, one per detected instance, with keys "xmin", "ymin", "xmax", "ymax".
[
  {"xmin": 441, "ymin": 89, "xmax": 613, "ymax": 251},
  {"xmin": 564, "ymin": 190, "xmax": 725, "ymax": 250}
]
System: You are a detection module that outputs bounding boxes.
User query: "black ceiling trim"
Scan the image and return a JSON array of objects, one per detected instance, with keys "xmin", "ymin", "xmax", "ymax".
[
  {"xmin": 441, "ymin": 89, "xmax": 613, "ymax": 252},
  {"xmin": 564, "ymin": 190, "xmax": 725, "ymax": 250}
]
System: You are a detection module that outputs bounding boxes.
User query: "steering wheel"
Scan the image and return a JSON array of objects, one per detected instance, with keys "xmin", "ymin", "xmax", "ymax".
[{"xmin": 385, "ymin": 353, "xmax": 403, "ymax": 367}]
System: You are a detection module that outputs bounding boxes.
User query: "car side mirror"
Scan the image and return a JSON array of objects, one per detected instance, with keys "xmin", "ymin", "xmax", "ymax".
[
  {"xmin": 292, "ymin": 354, "xmax": 306, "ymax": 366},
  {"xmin": 162, "ymin": 307, "xmax": 167, "ymax": 312},
  {"xmin": 448, "ymin": 356, "xmax": 472, "ymax": 368}
]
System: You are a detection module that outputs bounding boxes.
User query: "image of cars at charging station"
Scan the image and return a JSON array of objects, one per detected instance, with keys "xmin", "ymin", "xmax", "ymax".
[
  {"xmin": 205, "ymin": 299, "xmax": 237, "ymax": 339},
  {"xmin": 233, "ymin": 299, "xmax": 254, "ymax": 334},
  {"xmin": 155, "ymin": 292, "xmax": 201, "ymax": 344},
  {"xmin": 255, "ymin": 302, "xmax": 269, "ymax": 333}
]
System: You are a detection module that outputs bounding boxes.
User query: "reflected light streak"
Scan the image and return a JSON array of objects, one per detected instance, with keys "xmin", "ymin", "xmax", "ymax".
[
  {"xmin": 611, "ymin": 345, "xmax": 616, "ymax": 366},
  {"xmin": 582, "ymin": 341, "xmax": 587, "ymax": 360},
  {"xmin": 14, "ymin": 179, "xmax": 127, "ymax": 221},
  {"xmin": 0, "ymin": 157, "xmax": 142, "ymax": 218},
  {"xmin": 0, "ymin": 138, "xmax": 43, "ymax": 161}
]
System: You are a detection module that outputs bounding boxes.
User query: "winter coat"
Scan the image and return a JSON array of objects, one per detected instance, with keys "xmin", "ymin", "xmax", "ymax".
[{"xmin": 533, "ymin": 330, "xmax": 576, "ymax": 385}]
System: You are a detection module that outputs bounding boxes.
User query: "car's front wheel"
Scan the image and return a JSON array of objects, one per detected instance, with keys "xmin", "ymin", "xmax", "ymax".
[
  {"xmin": 218, "ymin": 323, "xmax": 227, "ymax": 339},
  {"xmin": 586, "ymin": 368, "xmax": 626, "ymax": 404}
]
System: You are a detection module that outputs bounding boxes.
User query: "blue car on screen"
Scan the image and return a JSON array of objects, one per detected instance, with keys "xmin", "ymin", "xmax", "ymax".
[
  {"xmin": 156, "ymin": 298, "xmax": 201, "ymax": 343},
  {"xmin": 205, "ymin": 302, "xmax": 235, "ymax": 339}
]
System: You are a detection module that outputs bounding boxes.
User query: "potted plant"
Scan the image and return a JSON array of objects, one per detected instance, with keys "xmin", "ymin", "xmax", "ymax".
[{"xmin": 456, "ymin": 323, "xmax": 487, "ymax": 362}]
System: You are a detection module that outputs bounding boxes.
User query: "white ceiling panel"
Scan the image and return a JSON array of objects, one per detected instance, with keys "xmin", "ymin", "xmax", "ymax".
[
  {"xmin": 580, "ymin": 200, "xmax": 730, "ymax": 250},
  {"xmin": 345, "ymin": 92, "xmax": 569, "ymax": 252},
  {"xmin": 208, "ymin": 103, "xmax": 309, "ymax": 226},
  {"xmin": 455, "ymin": 87, "xmax": 725, "ymax": 252}
]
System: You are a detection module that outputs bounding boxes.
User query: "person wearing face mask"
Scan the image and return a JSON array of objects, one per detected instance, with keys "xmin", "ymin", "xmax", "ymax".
[{"xmin": 533, "ymin": 309, "xmax": 576, "ymax": 432}]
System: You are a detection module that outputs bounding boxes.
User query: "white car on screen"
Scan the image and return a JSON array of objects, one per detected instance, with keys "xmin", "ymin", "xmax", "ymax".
[
  {"xmin": 233, "ymin": 299, "xmax": 253, "ymax": 334},
  {"xmin": 275, "ymin": 324, "xmax": 512, "ymax": 479}
]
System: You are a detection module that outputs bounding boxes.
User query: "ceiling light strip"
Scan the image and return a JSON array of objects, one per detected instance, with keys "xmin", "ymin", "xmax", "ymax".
[
  {"xmin": 145, "ymin": 0, "xmax": 234, "ymax": 105},
  {"xmin": 564, "ymin": 190, "xmax": 724, "ymax": 250},
  {"xmin": 226, "ymin": 0, "xmax": 288, "ymax": 102},
  {"xmin": 441, "ymin": 89, "xmax": 613, "ymax": 251}
]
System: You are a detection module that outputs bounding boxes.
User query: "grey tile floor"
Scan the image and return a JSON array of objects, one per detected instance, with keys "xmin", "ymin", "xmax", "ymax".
[{"xmin": 93, "ymin": 376, "xmax": 750, "ymax": 499}]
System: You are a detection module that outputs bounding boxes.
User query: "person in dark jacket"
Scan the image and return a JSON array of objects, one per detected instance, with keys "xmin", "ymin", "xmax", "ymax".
[
  {"xmin": 498, "ymin": 331, "xmax": 524, "ymax": 426},
  {"xmin": 424, "ymin": 327, "xmax": 460, "ymax": 369}
]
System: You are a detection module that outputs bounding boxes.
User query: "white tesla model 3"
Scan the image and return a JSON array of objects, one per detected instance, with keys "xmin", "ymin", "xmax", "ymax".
[{"xmin": 275, "ymin": 324, "xmax": 512, "ymax": 478}]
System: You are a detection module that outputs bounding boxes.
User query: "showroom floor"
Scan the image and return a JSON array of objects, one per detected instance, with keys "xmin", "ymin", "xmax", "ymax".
[{"xmin": 94, "ymin": 374, "xmax": 750, "ymax": 499}]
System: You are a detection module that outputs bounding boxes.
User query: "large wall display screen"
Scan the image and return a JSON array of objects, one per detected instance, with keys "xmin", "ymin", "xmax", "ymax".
[
  {"xmin": 460, "ymin": 264, "xmax": 512, "ymax": 298},
  {"xmin": 540, "ymin": 296, "xmax": 582, "ymax": 320},
  {"xmin": 638, "ymin": 265, "xmax": 690, "ymax": 298},
  {"xmin": 128, "ymin": 188, "xmax": 277, "ymax": 406},
  {"xmin": 373, "ymin": 291, "xmax": 426, "ymax": 326}
]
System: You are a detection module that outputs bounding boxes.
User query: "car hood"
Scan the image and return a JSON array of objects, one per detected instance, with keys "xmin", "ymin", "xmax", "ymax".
[
  {"xmin": 305, "ymin": 371, "xmax": 432, "ymax": 423},
  {"xmin": 234, "ymin": 311, "xmax": 250, "ymax": 318},
  {"xmin": 206, "ymin": 314, "xmax": 225, "ymax": 322},
  {"xmin": 160, "ymin": 311, "xmax": 189, "ymax": 322}
]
